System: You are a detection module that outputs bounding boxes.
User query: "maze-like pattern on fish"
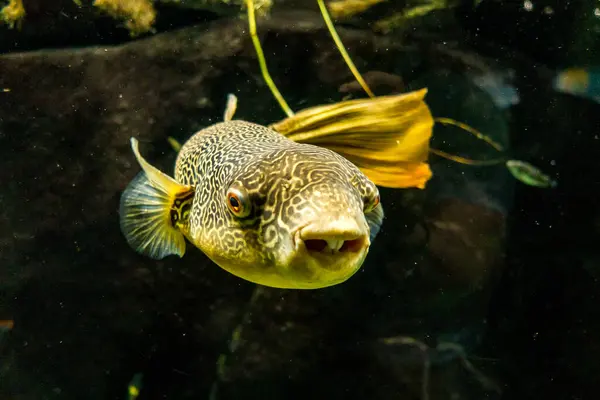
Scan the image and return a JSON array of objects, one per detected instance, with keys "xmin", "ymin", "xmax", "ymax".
[{"xmin": 173, "ymin": 120, "xmax": 378, "ymax": 268}]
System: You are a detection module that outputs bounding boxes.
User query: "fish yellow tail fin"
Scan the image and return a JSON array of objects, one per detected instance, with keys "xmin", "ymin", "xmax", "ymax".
[
  {"xmin": 119, "ymin": 138, "xmax": 195, "ymax": 259},
  {"xmin": 270, "ymin": 89, "xmax": 433, "ymax": 189}
]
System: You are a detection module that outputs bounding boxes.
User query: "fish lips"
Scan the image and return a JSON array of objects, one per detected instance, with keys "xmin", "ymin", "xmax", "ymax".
[{"xmin": 280, "ymin": 220, "xmax": 370, "ymax": 288}]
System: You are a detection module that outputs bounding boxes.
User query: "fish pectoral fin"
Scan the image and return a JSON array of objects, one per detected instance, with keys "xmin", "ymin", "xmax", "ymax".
[
  {"xmin": 119, "ymin": 138, "xmax": 195, "ymax": 259},
  {"xmin": 269, "ymin": 89, "xmax": 434, "ymax": 189},
  {"xmin": 366, "ymin": 203, "xmax": 385, "ymax": 242}
]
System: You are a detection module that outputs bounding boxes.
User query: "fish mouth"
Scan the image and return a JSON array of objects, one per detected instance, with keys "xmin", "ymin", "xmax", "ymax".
[
  {"xmin": 298, "ymin": 231, "xmax": 368, "ymax": 255},
  {"xmin": 283, "ymin": 219, "xmax": 370, "ymax": 288},
  {"xmin": 296, "ymin": 218, "xmax": 370, "ymax": 257}
]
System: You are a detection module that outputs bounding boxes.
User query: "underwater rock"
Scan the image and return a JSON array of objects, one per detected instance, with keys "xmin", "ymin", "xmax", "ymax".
[
  {"xmin": 212, "ymin": 62, "xmax": 511, "ymax": 400},
  {"xmin": 0, "ymin": 9, "xmax": 512, "ymax": 400},
  {"xmin": 0, "ymin": 11, "xmax": 428, "ymax": 399},
  {"xmin": 0, "ymin": 0, "xmax": 267, "ymax": 38},
  {"xmin": 212, "ymin": 192, "xmax": 507, "ymax": 400},
  {"xmin": 0, "ymin": 0, "xmax": 475, "ymax": 54}
]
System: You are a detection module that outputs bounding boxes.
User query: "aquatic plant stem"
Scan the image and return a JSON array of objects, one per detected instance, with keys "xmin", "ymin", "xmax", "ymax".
[
  {"xmin": 316, "ymin": 0, "xmax": 375, "ymax": 98},
  {"xmin": 434, "ymin": 117, "xmax": 504, "ymax": 152},
  {"xmin": 429, "ymin": 148, "xmax": 506, "ymax": 166},
  {"xmin": 315, "ymin": 0, "xmax": 506, "ymax": 166},
  {"xmin": 246, "ymin": 0, "xmax": 295, "ymax": 117}
]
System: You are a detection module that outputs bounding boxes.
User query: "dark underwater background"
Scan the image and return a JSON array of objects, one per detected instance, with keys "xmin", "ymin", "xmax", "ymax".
[{"xmin": 1, "ymin": 0, "xmax": 599, "ymax": 399}]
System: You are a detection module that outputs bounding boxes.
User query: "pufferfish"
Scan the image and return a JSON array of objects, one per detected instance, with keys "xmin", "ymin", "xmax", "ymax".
[{"xmin": 120, "ymin": 91, "xmax": 434, "ymax": 289}]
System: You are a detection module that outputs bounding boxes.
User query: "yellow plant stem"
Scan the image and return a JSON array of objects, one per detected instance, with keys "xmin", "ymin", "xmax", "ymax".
[
  {"xmin": 429, "ymin": 148, "xmax": 505, "ymax": 166},
  {"xmin": 245, "ymin": 0, "xmax": 294, "ymax": 117},
  {"xmin": 245, "ymin": 0, "xmax": 506, "ymax": 167},
  {"xmin": 316, "ymin": 0, "xmax": 375, "ymax": 98},
  {"xmin": 434, "ymin": 117, "xmax": 504, "ymax": 152},
  {"xmin": 315, "ymin": 0, "xmax": 507, "ymax": 166}
]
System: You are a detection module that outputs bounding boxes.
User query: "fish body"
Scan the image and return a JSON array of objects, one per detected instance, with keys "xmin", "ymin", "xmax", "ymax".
[
  {"xmin": 127, "ymin": 373, "xmax": 143, "ymax": 400},
  {"xmin": 120, "ymin": 98, "xmax": 384, "ymax": 289},
  {"xmin": 553, "ymin": 67, "xmax": 600, "ymax": 103}
]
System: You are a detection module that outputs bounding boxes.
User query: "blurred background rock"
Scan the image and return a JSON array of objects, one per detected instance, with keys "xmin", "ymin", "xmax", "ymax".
[{"xmin": 1, "ymin": 0, "xmax": 599, "ymax": 399}]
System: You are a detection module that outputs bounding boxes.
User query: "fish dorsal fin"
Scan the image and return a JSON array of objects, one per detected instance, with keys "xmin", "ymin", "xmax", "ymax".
[
  {"xmin": 269, "ymin": 89, "xmax": 434, "ymax": 189},
  {"xmin": 223, "ymin": 93, "xmax": 238, "ymax": 121},
  {"xmin": 119, "ymin": 138, "xmax": 195, "ymax": 259}
]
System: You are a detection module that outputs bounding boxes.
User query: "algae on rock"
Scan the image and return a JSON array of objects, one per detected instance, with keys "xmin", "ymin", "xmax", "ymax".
[
  {"xmin": 0, "ymin": 0, "xmax": 25, "ymax": 29},
  {"xmin": 0, "ymin": 0, "xmax": 274, "ymax": 36}
]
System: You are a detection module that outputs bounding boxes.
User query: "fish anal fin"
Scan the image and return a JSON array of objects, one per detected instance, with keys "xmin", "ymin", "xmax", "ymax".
[
  {"xmin": 119, "ymin": 138, "xmax": 195, "ymax": 259},
  {"xmin": 269, "ymin": 89, "xmax": 434, "ymax": 189}
]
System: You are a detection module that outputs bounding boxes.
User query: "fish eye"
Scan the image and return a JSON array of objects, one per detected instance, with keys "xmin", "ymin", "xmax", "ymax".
[
  {"xmin": 226, "ymin": 186, "xmax": 251, "ymax": 218},
  {"xmin": 363, "ymin": 187, "xmax": 380, "ymax": 213}
]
